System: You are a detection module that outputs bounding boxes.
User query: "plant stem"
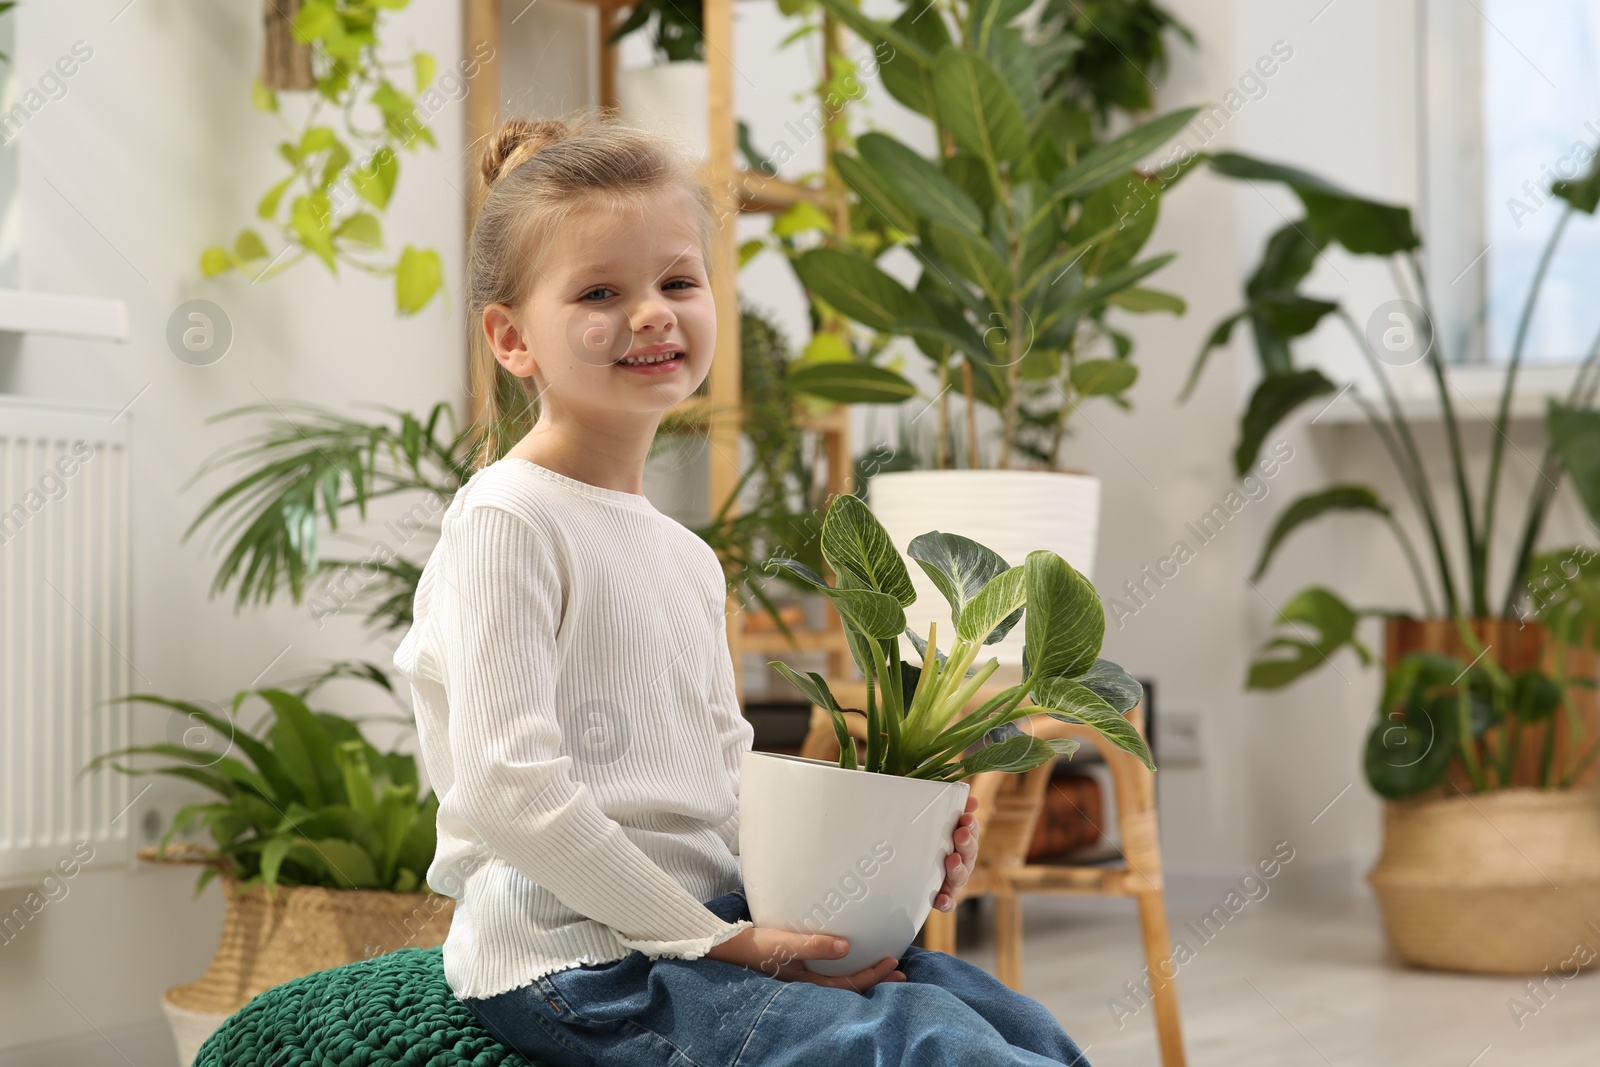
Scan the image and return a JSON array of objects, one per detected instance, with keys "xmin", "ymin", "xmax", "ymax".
[
  {"xmin": 936, "ymin": 353, "xmax": 952, "ymax": 470},
  {"xmin": 1340, "ymin": 311, "xmax": 1459, "ymax": 615},
  {"xmin": 1481, "ymin": 207, "xmax": 1574, "ymax": 615},
  {"xmin": 864, "ymin": 669, "xmax": 881, "ymax": 773},
  {"xmin": 962, "ymin": 362, "xmax": 979, "ymax": 469},
  {"xmin": 869, "ymin": 637, "xmax": 904, "ymax": 775},
  {"xmin": 903, "ymin": 620, "xmax": 943, "ymax": 749},
  {"xmin": 1499, "ymin": 319, "xmax": 1600, "ymax": 616},
  {"xmin": 1406, "ymin": 252, "xmax": 1482, "ymax": 615}
]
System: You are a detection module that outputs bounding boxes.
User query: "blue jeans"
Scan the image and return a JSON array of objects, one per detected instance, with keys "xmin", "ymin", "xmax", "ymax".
[{"xmin": 462, "ymin": 886, "xmax": 1091, "ymax": 1066}]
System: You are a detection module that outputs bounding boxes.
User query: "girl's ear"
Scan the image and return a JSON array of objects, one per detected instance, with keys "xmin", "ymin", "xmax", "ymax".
[{"xmin": 484, "ymin": 303, "xmax": 537, "ymax": 379}]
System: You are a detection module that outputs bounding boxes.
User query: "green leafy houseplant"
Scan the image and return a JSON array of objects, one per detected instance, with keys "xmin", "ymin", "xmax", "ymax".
[
  {"xmin": 1185, "ymin": 151, "xmax": 1600, "ymax": 691},
  {"xmin": 783, "ymin": 0, "xmax": 1200, "ymax": 470},
  {"xmin": 1184, "ymin": 153, "xmax": 1600, "ymax": 806},
  {"xmin": 605, "ymin": 0, "xmax": 706, "ymax": 62},
  {"xmin": 81, "ymin": 683, "xmax": 438, "ymax": 899},
  {"xmin": 201, "ymin": 0, "xmax": 446, "ymax": 315},
  {"xmin": 763, "ymin": 493, "xmax": 1153, "ymax": 780}
]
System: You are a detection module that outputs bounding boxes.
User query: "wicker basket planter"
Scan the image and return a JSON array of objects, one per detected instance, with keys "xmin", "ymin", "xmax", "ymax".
[
  {"xmin": 1367, "ymin": 787, "xmax": 1600, "ymax": 974},
  {"xmin": 142, "ymin": 845, "xmax": 454, "ymax": 1066},
  {"xmin": 1367, "ymin": 617, "xmax": 1600, "ymax": 974}
]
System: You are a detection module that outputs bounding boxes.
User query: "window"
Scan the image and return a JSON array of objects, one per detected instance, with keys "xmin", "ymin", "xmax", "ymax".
[{"xmin": 1422, "ymin": 0, "xmax": 1600, "ymax": 366}]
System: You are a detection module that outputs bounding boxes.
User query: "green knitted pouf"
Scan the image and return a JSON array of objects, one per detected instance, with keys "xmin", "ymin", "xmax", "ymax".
[{"xmin": 193, "ymin": 945, "xmax": 546, "ymax": 1066}]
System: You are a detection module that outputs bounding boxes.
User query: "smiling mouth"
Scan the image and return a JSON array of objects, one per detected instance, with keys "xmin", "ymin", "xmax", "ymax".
[{"xmin": 615, "ymin": 350, "xmax": 684, "ymax": 367}]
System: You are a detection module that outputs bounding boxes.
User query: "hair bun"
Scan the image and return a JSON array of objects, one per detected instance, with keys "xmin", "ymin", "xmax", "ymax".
[{"xmin": 481, "ymin": 118, "xmax": 568, "ymax": 188}]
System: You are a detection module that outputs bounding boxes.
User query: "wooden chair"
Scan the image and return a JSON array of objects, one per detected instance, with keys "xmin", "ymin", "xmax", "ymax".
[{"xmin": 798, "ymin": 690, "xmax": 1188, "ymax": 1067}]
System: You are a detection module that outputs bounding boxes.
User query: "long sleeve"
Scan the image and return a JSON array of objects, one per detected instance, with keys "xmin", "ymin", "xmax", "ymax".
[
  {"xmin": 706, "ymin": 599, "xmax": 754, "ymax": 858},
  {"xmin": 434, "ymin": 503, "xmax": 751, "ymax": 959}
]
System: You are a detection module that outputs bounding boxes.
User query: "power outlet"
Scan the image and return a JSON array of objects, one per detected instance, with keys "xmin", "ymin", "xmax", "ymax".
[{"xmin": 1158, "ymin": 710, "xmax": 1203, "ymax": 766}]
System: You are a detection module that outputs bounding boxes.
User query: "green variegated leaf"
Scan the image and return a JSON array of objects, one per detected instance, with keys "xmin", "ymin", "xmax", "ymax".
[
  {"xmin": 1033, "ymin": 677, "xmax": 1154, "ymax": 770},
  {"xmin": 1076, "ymin": 658, "xmax": 1144, "ymax": 715},
  {"xmin": 957, "ymin": 566, "xmax": 1026, "ymax": 644},
  {"xmin": 954, "ymin": 733, "xmax": 1078, "ymax": 777},
  {"xmin": 906, "ymin": 531, "xmax": 1011, "ymax": 620},
  {"xmin": 1023, "ymin": 550, "xmax": 1104, "ymax": 681},
  {"xmin": 820, "ymin": 494, "xmax": 917, "ymax": 606}
]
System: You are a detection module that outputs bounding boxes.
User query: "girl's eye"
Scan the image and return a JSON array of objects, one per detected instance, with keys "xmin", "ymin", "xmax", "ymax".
[
  {"xmin": 581, "ymin": 287, "xmax": 616, "ymax": 302},
  {"xmin": 664, "ymin": 279, "xmax": 695, "ymax": 291}
]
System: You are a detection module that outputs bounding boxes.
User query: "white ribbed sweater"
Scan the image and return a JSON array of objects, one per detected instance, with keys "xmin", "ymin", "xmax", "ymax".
[{"xmin": 393, "ymin": 458, "xmax": 755, "ymax": 1000}]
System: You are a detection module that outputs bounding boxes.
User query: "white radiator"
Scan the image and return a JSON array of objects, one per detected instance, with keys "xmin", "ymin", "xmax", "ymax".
[{"xmin": 0, "ymin": 396, "xmax": 132, "ymax": 887}]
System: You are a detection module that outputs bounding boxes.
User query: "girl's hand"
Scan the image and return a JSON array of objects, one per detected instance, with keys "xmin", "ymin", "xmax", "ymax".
[
  {"xmin": 933, "ymin": 794, "xmax": 980, "ymax": 913},
  {"xmin": 705, "ymin": 927, "xmax": 906, "ymax": 992}
]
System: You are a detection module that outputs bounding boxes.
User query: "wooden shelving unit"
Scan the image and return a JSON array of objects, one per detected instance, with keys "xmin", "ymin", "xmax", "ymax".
[{"xmin": 460, "ymin": 0, "xmax": 856, "ymax": 703}]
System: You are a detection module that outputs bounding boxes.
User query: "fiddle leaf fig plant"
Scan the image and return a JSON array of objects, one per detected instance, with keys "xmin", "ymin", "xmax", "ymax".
[{"xmin": 765, "ymin": 494, "xmax": 1153, "ymax": 780}]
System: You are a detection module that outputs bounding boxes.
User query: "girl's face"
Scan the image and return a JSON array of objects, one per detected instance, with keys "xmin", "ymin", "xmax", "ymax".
[{"xmin": 485, "ymin": 186, "xmax": 715, "ymax": 421}]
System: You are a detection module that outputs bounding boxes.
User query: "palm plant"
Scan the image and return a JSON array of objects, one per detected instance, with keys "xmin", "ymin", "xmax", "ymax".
[{"xmin": 764, "ymin": 494, "xmax": 1152, "ymax": 780}]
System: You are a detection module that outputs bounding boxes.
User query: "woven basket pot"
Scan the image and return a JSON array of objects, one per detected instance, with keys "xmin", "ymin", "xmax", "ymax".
[
  {"xmin": 1367, "ymin": 787, "xmax": 1600, "ymax": 974},
  {"xmin": 1367, "ymin": 618, "xmax": 1600, "ymax": 974},
  {"xmin": 145, "ymin": 849, "xmax": 455, "ymax": 1067}
]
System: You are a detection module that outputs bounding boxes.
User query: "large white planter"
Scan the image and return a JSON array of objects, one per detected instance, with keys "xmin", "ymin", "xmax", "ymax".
[
  {"xmin": 869, "ymin": 469, "xmax": 1101, "ymax": 665},
  {"xmin": 739, "ymin": 751, "xmax": 970, "ymax": 976},
  {"xmin": 615, "ymin": 60, "xmax": 709, "ymax": 160}
]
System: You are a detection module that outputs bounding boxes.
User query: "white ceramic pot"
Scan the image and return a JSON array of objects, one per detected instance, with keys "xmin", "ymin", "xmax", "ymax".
[
  {"xmin": 868, "ymin": 469, "xmax": 1101, "ymax": 665},
  {"xmin": 615, "ymin": 60, "xmax": 709, "ymax": 160},
  {"xmin": 739, "ymin": 750, "xmax": 970, "ymax": 976}
]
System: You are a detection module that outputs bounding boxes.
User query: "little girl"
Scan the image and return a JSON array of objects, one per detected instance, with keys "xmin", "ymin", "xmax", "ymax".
[{"xmin": 393, "ymin": 109, "xmax": 1092, "ymax": 1067}]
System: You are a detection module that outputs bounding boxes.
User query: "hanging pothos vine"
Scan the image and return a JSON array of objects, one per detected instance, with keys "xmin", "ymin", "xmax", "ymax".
[{"xmin": 201, "ymin": 0, "xmax": 444, "ymax": 316}]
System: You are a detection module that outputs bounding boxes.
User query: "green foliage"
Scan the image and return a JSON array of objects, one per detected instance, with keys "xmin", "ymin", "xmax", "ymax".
[
  {"xmin": 1036, "ymin": 0, "xmax": 1193, "ymax": 121},
  {"xmin": 1365, "ymin": 629, "xmax": 1598, "ymax": 798},
  {"xmin": 80, "ymin": 684, "xmax": 438, "ymax": 899},
  {"xmin": 797, "ymin": 0, "xmax": 1197, "ymax": 469},
  {"xmin": 200, "ymin": 0, "xmax": 444, "ymax": 316},
  {"xmin": 1196, "ymin": 151, "xmax": 1600, "ymax": 720},
  {"xmin": 605, "ymin": 0, "xmax": 706, "ymax": 62},
  {"xmin": 765, "ymin": 495, "xmax": 1153, "ymax": 781}
]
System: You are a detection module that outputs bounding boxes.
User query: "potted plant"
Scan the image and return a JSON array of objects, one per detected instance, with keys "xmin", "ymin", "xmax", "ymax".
[
  {"xmin": 80, "ymin": 678, "xmax": 451, "ymax": 1065},
  {"xmin": 1187, "ymin": 150, "xmax": 1600, "ymax": 972},
  {"xmin": 606, "ymin": 0, "xmax": 711, "ymax": 158},
  {"xmin": 203, "ymin": 0, "xmax": 449, "ymax": 315},
  {"xmin": 744, "ymin": 493, "xmax": 1153, "ymax": 974},
  {"xmin": 781, "ymin": 0, "xmax": 1200, "ymax": 663}
]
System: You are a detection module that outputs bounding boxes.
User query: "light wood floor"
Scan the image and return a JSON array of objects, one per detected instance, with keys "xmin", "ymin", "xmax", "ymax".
[{"xmin": 947, "ymin": 893, "xmax": 1600, "ymax": 1066}]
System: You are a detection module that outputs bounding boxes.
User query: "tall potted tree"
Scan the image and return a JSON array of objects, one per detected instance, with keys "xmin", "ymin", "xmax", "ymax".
[
  {"xmin": 784, "ymin": 0, "xmax": 1199, "ymax": 663},
  {"xmin": 1189, "ymin": 150, "xmax": 1600, "ymax": 973}
]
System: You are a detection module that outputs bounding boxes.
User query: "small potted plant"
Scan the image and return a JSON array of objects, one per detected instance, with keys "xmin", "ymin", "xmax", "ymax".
[
  {"xmin": 606, "ymin": 0, "xmax": 710, "ymax": 158},
  {"xmin": 742, "ymin": 494, "xmax": 1153, "ymax": 975},
  {"xmin": 81, "ymin": 677, "xmax": 451, "ymax": 1066}
]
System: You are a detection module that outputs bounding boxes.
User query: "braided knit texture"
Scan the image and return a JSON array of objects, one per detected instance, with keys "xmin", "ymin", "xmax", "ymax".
[{"xmin": 193, "ymin": 946, "xmax": 545, "ymax": 1066}]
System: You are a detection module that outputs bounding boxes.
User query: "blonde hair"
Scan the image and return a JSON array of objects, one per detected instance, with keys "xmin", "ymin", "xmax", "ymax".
[{"xmin": 466, "ymin": 106, "xmax": 719, "ymax": 469}]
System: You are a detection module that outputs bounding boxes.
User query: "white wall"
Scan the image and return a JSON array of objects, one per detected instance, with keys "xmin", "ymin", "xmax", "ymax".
[
  {"xmin": 4, "ymin": 0, "xmax": 1597, "ymax": 1058},
  {"xmin": 1, "ymin": 0, "xmax": 465, "ymax": 1055}
]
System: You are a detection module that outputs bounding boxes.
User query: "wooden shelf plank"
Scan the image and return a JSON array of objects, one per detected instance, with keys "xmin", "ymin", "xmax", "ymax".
[
  {"xmin": 735, "ymin": 170, "xmax": 828, "ymax": 214},
  {"xmin": 740, "ymin": 628, "xmax": 852, "ymax": 654}
]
